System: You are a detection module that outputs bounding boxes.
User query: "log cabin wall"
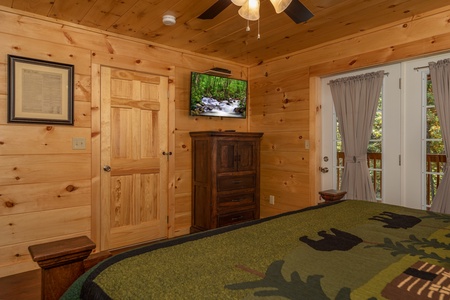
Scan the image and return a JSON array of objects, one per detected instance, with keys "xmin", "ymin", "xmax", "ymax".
[
  {"xmin": 250, "ymin": 4, "xmax": 450, "ymax": 218},
  {"xmin": 2, "ymin": 3, "xmax": 450, "ymax": 279},
  {"xmin": 0, "ymin": 7, "xmax": 248, "ymax": 277}
]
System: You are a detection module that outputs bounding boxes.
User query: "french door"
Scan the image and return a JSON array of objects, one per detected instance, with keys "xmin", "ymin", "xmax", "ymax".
[
  {"xmin": 404, "ymin": 54, "xmax": 447, "ymax": 209},
  {"xmin": 321, "ymin": 64, "xmax": 401, "ymax": 206},
  {"xmin": 321, "ymin": 52, "xmax": 448, "ymax": 209}
]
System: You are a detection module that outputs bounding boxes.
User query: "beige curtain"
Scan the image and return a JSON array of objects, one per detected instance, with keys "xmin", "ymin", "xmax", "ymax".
[
  {"xmin": 429, "ymin": 59, "xmax": 450, "ymax": 213},
  {"xmin": 329, "ymin": 71, "xmax": 384, "ymax": 201}
]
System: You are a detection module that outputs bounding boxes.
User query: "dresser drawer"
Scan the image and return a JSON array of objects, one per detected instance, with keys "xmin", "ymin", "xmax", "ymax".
[
  {"xmin": 218, "ymin": 210, "xmax": 255, "ymax": 227},
  {"xmin": 218, "ymin": 193, "xmax": 255, "ymax": 208},
  {"xmin": 217, "ymin": 175, "xmax": 255, "ymax": 191}
]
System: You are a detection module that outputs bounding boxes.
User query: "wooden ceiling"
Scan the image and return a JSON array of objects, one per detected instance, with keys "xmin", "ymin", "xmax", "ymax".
[{"xmin": 1, "ymin": 0, "xmax": 450, "ymax": 66}]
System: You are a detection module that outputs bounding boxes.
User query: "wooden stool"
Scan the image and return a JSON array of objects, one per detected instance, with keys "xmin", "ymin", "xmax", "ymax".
[{"xmin": 319, "ymin": 189, "xmax": 346, "ymax": 203}]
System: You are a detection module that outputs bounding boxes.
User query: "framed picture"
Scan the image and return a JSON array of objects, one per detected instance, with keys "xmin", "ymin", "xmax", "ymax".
[{"xmin": 7, "ymin": 55, "xmax": 74, "ymax": 125}]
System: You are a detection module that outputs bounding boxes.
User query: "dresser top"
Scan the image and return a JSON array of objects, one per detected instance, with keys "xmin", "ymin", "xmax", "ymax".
[{"xmin": 189, "ymin": 131, "xmax": 264, "ymax": 137}]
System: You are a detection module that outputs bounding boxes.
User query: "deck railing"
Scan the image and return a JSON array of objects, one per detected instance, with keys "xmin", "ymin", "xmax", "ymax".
[
  {"xmin": 336, "ymin": 152, "xmax": 446, "ymax": 205},
  {"xmin": 426, "ymin": 154, "xmax": 447, "ymax": 206}
]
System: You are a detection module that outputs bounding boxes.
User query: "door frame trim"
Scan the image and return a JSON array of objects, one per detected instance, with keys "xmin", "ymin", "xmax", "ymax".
[{"xmin": 309, "ymin": 76, "xmax": 321, "ymax": 205}]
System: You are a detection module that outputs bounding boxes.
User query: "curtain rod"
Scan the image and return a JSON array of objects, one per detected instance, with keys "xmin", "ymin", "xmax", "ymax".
[
  {"xmin": 327, "ymin": 72, "xmax": 389, "ymax": 85},
  {"xmin": 414, "ymin": 66, "xmax": 429, "ymax": 71}
]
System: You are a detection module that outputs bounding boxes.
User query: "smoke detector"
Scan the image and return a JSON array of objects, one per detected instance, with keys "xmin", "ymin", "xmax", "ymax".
[{"xmin": 162, "ymin": 14, "xmax": 176, "ymax": 26}]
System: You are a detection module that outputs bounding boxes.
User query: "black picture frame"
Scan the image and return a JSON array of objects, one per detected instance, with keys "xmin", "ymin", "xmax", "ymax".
[{"xmin": 7, "ymin": 55, "xmax": 74, "ymax": 125}]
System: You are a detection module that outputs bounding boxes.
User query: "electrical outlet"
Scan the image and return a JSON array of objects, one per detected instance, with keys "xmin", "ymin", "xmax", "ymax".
[
  {"xmin": 72, "ymin": 137, "xmax": 86, "ymax": 150},
  {"xmin": 269, "ymin": 195, "xmax": 275, "ymax": 205}
]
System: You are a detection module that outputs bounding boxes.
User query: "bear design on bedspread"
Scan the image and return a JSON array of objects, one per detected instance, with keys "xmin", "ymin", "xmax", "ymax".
[
  {"xmin": 368, "ymin": 211, "xmax": 421, "ymax": 229},
  {"xmin": 224, "ymin": 210, "xmax": 437, "ymax": 299},
  {"xmin": 227, "ymin": 229, "xmax": 364, "ymax": 298},
  {"xmin": 299, "ymin": 228, "xmax": 363, "ymax": 251}
]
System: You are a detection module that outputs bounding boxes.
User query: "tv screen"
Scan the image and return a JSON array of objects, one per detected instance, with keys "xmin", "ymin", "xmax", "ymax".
[{"xmin": 189, "ymin": 72, "xmax": 247, "ymax": 118}]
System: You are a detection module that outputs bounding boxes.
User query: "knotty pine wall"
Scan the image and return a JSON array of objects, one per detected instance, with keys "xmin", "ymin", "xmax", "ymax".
[
  {"xmin": 0, "ymin": 7, "xmax": 247, "ymax": 277},
  {"xmin": 2, "ymin": 3, "xmax": 450, "ymax": 278},
  {"xmin": 252, "ymin": 4, "xmax": 450, "ymax": 218}
]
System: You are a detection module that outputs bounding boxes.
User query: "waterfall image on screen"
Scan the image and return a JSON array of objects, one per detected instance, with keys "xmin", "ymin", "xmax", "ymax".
[{"xmin": 189, "ymin": 72, "xmax": 247, "ymax": 118}]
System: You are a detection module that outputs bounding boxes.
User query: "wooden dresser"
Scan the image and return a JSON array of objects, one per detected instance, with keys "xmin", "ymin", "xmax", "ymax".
[{"xmin": 190, "ymin": 131, "xmax": 263, "ymax": 232}]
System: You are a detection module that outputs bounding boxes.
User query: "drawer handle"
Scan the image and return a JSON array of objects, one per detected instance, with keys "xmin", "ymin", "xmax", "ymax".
[
  {"xmin": 231, "ymin": 198, "xmax": 243, "ymax": 202},
  {"xmin": 231, "ymin": 216, "xmax": 244, "ymax": 221},
  {"xmin": 232, "ymin": 180, "xmax": 242, "ymax": 184}
]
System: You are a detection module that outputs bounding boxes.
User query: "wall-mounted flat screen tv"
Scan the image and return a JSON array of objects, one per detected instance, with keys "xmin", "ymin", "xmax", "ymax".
[{"xmin": 189, "ymin": 72, "xmax": 247, "ymax": 118}]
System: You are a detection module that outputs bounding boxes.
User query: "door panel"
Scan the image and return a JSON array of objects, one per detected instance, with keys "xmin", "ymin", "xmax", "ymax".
[
  {"xmin": 217, "ymin": 141, "xmax": 237, "ymax": 173},
  {"xmin": 237, "ymin": 141, "xmax": 257, "ymax": 171},
  {"xmin": 110, "ymin": 175, "xmax": 133, "ymax": 228},
  {"xmin": 101, "ymin": 66, "xmax": 168, "ymax": 250}
]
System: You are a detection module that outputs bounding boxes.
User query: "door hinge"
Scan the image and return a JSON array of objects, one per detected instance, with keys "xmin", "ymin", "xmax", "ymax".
[
  {"xmin": 167, "ymin": 216, "xmax": 169, "ymax": 224},
  {"xmin": 399, "ymin": 154, "xmax": 401, "ymax": 166},
  {"xmin": 399, "ymin": 78, "xmax": 402, "ymax": 89}
]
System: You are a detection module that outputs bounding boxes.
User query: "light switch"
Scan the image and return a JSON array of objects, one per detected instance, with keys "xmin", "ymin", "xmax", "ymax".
[
  {"xmin": 72, "ymin": 137, "xmax": 86, "ymax": 150},
  {"xmin": 305, "ymin": 140, "xmax": 310, "ymax": 150}
]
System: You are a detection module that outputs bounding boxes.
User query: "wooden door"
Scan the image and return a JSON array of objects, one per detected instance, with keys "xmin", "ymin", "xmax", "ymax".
[
  {"xmin": 100, "ymin": 67, "xmax": 168, "ymax": 250},
  {"xmin": 217, "ymin": 140, "xmax": 238, "ymax": 173},
  {"xmin": 217, "ymin": 140, "xmax": 258, "ymax": 173},
  {"xmin": 236, "ymin": 141, "xmax": 258, "ymax": 172}
]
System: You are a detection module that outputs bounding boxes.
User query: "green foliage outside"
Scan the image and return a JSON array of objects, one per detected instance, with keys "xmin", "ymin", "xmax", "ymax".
[
  {"xmin": 426, "ymin": 79, "xmax": 444, "ymax": 154},
  {"xmin": 190, "ymin": 73, "xmax": 247, "ymax": 110},
  {"xmin": 426, "ymin": 78, "xmax": 445, "ymax": 206},
  {"xmin": 368, "ymin": 98, "xmax": 383, "ymax": 153}
]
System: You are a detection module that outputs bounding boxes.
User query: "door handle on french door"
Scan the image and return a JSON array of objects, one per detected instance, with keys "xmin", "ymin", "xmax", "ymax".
[
  {"xmin": 103, "ymin": 165, "xmax": 111, "ymax": 172},
  {"xmin": 319, "ymin": 167, "xmax": 329, "ymax": 173}
]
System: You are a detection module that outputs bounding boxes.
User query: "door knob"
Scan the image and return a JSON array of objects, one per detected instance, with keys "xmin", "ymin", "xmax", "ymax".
[
  {"xmin": 162, "ymin": 151, "xmax": 172, "ymax": 161},
  {"xmin": 319, "ymin": 167, "xmax": 329, "ymax": 173},
  {"xmin": 103, "ymin": 165, "xmax": 111, "ymax": 172}
]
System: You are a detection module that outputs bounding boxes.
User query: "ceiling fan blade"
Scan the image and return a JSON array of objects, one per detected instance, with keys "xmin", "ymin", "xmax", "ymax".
[
  {"xmin": 284, "ymin": 0, "xmax": 313, "ymax": 24},
  {"xmin": 198, "ymin": 0, "xmax": 233, "ymax": 19}
]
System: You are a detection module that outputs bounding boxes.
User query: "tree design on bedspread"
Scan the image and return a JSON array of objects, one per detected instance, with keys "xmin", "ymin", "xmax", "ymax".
[
  {"xmin": 226, "ymin": 260, "xmax": 352, "ymax": 300},
  {"xmin": 225, "ymin": 210, "xmax": 450, "ymax": 299}
]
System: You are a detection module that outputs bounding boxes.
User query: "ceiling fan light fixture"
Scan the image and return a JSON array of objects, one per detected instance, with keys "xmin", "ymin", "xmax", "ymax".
[
  {"xmin": 231, "ymin": 0, "xmax": 247, "ymax": 6},
  {"xmin": 238, "ymin": 0, "xmax": 260, "ymax": 21},
  {"xmin": 270, "ymin": 0, "xmax": 292, "ymax": 13}
]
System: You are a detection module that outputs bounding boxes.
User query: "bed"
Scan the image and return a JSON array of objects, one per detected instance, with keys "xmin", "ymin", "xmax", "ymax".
[{"xmin": 54, "ymin": 200, "xmax": 450, "ymax": 299}]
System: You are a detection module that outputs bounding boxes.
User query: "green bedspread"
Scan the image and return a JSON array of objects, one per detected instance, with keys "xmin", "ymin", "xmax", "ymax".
[{"xmin": 63, "ymin": 200, "xmax": 450, "ymax": 299}]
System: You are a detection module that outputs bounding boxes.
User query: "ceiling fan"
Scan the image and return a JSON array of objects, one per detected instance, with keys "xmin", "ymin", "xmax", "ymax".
[{"xmin": 198, "ymin": 0, "xmax": 313, "ymax": 24}]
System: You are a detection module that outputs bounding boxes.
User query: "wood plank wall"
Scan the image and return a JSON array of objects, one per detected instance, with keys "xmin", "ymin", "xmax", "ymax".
[
  {"xmin": 250, "ymin": 4, "xmax": 450, "ymax": 217},
  {"xmin": 2, "ymin": 3, "xmax": 450, "ymax": 278},
  {"xmin": 0, "ymin": 7, "xmax": 247, "ymax": 277}
]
